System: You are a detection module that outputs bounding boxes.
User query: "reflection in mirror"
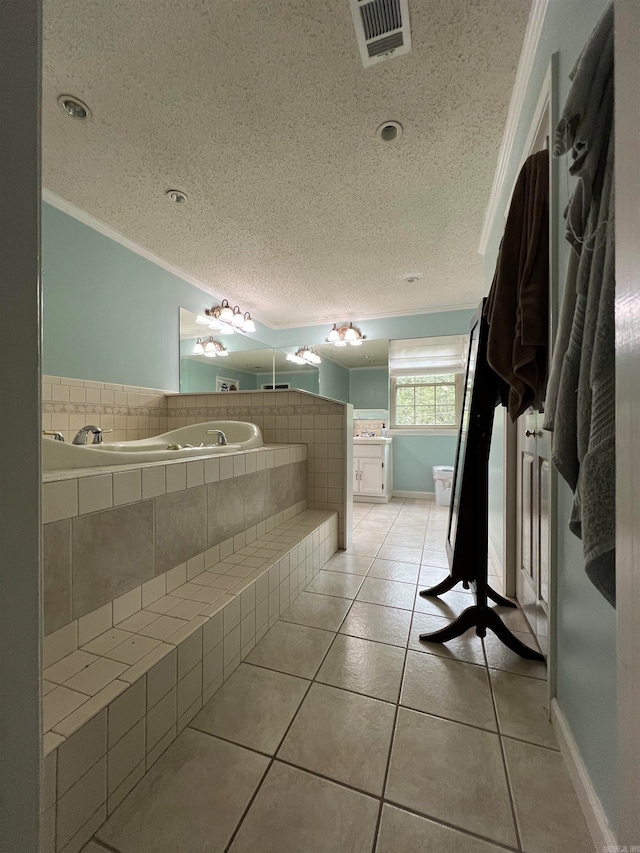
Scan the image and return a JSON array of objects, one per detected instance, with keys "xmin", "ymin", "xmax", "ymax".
[
  {"xmin": 316, "ymin": 338, "xmax": 389, "ymax": 409},
  {"xmin": 179, "ymin": 307, "xmax": 274, "ymax": 392},
  {"xmin": 274, "ymin": 349, "xmax": 320, "ymax": 394}
]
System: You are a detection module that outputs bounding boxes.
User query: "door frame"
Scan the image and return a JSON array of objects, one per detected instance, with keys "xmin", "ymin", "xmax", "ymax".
[
  {"xmin": 503, "ymin": 56, "xmax": 559, "ymax": 692},
  {"xmin": 614, "ymin": 0, "xmax": 640, "ymax": 844},
  {"xmin": 0, "ymin": 0, "xmax": 43, "ymax": 848}
]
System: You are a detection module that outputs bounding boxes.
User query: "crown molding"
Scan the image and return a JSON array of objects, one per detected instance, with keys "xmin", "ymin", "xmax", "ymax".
[
  {"xmin": 42, "ymin": 189, "xmax": 477, "ymax": 333},
  {"xmin": 478, "ymin": 0, "xmax": 550, "ymax": 256},
  {"xmin": 271, "ymin": 301, "xmax": 478, "ymax": 331},
  {"xmin": 42, "ymin": 188, "xmax": 278, "ymax": 329}
]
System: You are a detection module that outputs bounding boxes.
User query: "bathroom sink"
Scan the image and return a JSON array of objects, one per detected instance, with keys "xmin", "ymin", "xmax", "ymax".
[{"xmin": 43, "ymin": 421, "xmax": 263, "ymax": 471}]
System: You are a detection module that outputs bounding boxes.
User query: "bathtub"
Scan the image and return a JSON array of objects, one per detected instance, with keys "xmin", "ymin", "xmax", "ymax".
[{"xmin": 43, "ymin": 421, "xmax": 263, "ymax": 470}]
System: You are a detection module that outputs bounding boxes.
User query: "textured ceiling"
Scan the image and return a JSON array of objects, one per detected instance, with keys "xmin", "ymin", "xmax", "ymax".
[{"xmin": 42, "ymin": 0, "xmax": 529, "ymax": 327}]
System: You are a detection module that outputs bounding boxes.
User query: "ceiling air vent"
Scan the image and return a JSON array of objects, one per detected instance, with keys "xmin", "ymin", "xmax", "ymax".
[{"xmin": 349, "ymin": 0, "xmax": 411, "ymax": 68}]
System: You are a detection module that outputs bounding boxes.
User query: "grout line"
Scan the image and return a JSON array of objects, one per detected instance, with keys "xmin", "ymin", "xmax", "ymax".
[
  {"xmin": 380, "ymin": 798, "xmax": 521, "ymax": 852},
  {"xmin": 221, "ymin": 597, "xmax": 347, "ymax": 853},
  {"xmin": 487, "ymin": 643, "xmax": 523, "ymax": 853},
  {"xmin": 89, "ymin": 837, "xmax": 122, "ymax": 853},
  {"xmin": 499, "ymin": 732, "xmax": 561, "ymax": 753},
  {"xmin": 371, "ymin": 634, "xmax": 409, "ymax": 853}
]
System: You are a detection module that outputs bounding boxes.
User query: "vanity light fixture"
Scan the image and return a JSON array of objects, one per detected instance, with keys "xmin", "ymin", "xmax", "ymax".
[
  {"xmin": 288, "ymin": 347, "xmax": 321, "ymax": 366},
  {"xmin": 203, "ymin": 299, "xmax": 256, "ymax": 334},
  {"xmin": 201, "ymin": 338, "xmax": 228, "ymax": 358},
  {"xmin": 326, "ymin": 322, "xmax": 365, "ymax": 347},
  {"xmin": 286, "ymin": 353, "xmax": 306, "ymax": 365},
  {"xmin": 242, "ymin": 312, "xmax": 256, "ymax": 333}
]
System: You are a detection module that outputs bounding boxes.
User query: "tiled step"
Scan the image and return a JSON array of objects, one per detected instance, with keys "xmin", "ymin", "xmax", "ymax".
[{"xmin": 41, "ymin": 509, "xmax": 338, "ymax": 853}]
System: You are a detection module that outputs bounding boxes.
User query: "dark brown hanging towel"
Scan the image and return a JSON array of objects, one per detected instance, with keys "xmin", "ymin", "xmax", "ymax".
[{"xmin": 484, "ymin": 149, "xmax": 549, "ymax": 421}]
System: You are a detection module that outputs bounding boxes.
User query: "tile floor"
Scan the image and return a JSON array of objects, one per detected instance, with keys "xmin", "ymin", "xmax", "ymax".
[{"xmin": 83, "ymin": 498, "xmax": 595, "ymax": 853}]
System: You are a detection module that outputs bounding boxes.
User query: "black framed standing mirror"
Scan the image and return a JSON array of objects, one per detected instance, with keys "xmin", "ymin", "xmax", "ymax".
[{"xmin": 418, "ymin": 301, "xmax": 544, "ymax": 661}]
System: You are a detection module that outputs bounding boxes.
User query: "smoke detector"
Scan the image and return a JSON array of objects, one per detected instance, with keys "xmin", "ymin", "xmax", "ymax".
[{"xmin": 349, "ymin": 0, "xmax": 412, "ymax": 68}]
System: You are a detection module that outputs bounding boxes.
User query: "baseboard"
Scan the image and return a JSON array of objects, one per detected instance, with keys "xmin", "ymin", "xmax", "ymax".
[
  {"xmin": 353, "ymin": 494, "xmax": 392, "ymax": 504},
  {"xmin": 392, "ymin": 490, "xmax": 435, "ymax": 500},
  {"xmin": 550, "ymin": 698, "xmax": 616, "ymax": 851}
]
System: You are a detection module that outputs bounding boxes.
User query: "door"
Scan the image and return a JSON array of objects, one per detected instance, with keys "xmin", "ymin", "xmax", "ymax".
[
  {"xmin": 516, "ymin": 409, "xmax": 550, "ymax": 653},
  {"xmin": 360, "ymin": 457, "xmax": 384, "ymax": 496}
]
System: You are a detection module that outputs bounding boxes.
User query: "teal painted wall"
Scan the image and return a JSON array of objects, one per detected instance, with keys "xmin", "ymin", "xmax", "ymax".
[
  {"xmin": 393, "ymin": 436, "xmax": 457, "ymax": 493},
  {"xmin": 42, "ymin": 202, "xmax": 273, "ymax": 390},
  {"xmin": 349, "ymin": 368, "xmax": 389, "ymax": 410},
  {"xmin": 180, "ymin": 358, "xmax": 258, "ymax": 392},
  {"xmin": 318, "ymin": 357, "xmax": 350, "ymax": 403},
  {"xmin": 482, "ymin": 0, "xmax": 616, "ymax": 825}
]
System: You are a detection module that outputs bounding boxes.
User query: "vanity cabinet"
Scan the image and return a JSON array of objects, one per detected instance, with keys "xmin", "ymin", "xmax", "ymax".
[{"xmin": 353, "ymin": 438, "xmax": 392, "ymax": 503}]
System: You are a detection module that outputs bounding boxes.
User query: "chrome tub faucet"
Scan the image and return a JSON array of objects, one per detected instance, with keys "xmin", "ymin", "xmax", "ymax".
[
  {"xmin": 206, "ymin": 429, "xmax": 228, "ymax": 445},
  {"xmin": 72, "ymin": 425, "xmax": 105, "ymax": 445}
]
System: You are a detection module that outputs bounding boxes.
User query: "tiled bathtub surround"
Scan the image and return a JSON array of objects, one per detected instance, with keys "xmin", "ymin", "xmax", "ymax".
[
  {"xmin": 41, "ymin": 509, "xmax": 338, "ymax": 853},
  {"xmin": 166, "ymin": 390, "xmax": 351, "ymax": 547},
  {"xmin": 43, "ymin": 380, "xmax": 352, "ymax": 548},
  {"xmin": 43, "ymin": 446, "xmax": 308, "ymax": 634},
  {"xmin": 42, "ymin": 375, "xmax": 170, "ymax": 444}
]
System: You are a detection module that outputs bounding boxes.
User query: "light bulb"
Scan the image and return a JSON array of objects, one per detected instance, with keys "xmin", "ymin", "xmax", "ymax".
[
  {"xmin": 193, "ymin": 338, "xmax": 205, "ymax": 355},
  {"xmin": 218, "ymin": 324, "xmax": 234, "ymax": 335},
  {"xmin": 196, "ymin": 315, "xmax": 210, "ymax": 325},
  {"xmin": 231, "ymin": 307, "xmax": 244, "ymax": 328},
  {"xmin": 327, "ymin": 324, "xmax": 340, "ymax": 343},
  {"xmin": 349, "ymin": 339, "xmax": 362, "ymax": 346},
  {"xmin": 242, "ymin": 313, "xmax": 256, "ymax": 333},
  {"xmin": 204, "ymin": 338, "xmax": 215, "ymax": 353},
  {"xmin": 219, "ymin": 300, "xmax": 234, "ymax": 322},
  {"xmin": 344, "ymin": 323, "xmax": 357, "ymax": 342},
  {"xmin": 204, "ymin": 350, "xmax": 216, "ymax": 358}
]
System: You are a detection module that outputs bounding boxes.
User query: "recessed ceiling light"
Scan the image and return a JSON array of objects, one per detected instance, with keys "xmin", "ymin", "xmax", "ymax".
[
  {"xmin": 401, "ymin": 272, "xmax": 423, "ymax": 284},
  {"xmin": 166, "ymin": 189, "xmax": 188, "ymax": 204},
  {"xmin": 58, "ymin": 95, "xmax": 91, "ymax": 120},
  {"xmin": 377, "ymin": 120, "xmax": 402, "ymax": 142}
]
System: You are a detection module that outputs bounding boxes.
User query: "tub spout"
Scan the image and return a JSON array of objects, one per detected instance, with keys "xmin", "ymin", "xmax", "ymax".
[{"xmin": 206, "ymin": 429, "xmax": 228, "ymax": 445}]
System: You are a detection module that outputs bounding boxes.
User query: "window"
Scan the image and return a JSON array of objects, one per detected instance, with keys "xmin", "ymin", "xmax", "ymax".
[
  {"xmin": 388, "ymin": 335, "xmax": 468, "ymax": 433},
  {"xmin": 391, "ymin": 373, "xmax": 463, "ymax": 429}
]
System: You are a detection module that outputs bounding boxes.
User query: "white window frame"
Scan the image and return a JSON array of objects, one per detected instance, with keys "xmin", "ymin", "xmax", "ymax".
[{"xmin": 389, "ymin": 372, "xmax": 464, "ymax": 436}]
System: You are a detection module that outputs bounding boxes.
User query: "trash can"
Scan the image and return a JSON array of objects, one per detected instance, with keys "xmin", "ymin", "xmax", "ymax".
[{"xmin": 433, "ymin": 466, "xmax": 454, "ymax": 507}]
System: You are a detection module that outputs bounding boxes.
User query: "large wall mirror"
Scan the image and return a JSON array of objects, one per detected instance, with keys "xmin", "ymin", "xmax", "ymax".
[
  {"xmin": 180, "ymin": 307, "xmax": 275, "ymax": 392},
  {"xmin": 274, "ymin": 349, "xmax": 320, "ymax": 394},
  {"xmin": 316, "ymin": 338, "xmax": 389, "ymax": 409}
]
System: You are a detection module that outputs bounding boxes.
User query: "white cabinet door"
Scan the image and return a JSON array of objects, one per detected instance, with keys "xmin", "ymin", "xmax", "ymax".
[
  {"xmin": 353, "ymin": 459, "xmax": 360, "ymax": 493},
  {"xmin": 360, "ymin": 458, "xmax": 384, "ymax": 496}
]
